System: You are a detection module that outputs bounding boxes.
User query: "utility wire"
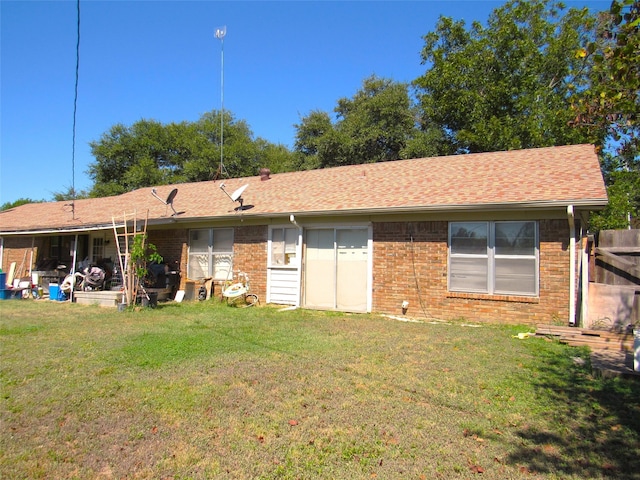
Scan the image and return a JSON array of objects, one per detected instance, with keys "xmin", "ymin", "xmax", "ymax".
[
  {"xmin": 71, "ymin": 0, "xmax": 80, "ymax": 208},
  {"xmin": 409, "ymin": 226, "xmax": 444, "ymax": 323}
]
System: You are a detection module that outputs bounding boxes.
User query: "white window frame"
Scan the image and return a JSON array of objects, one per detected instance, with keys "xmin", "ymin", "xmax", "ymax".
[
  {"xmin": 187, "ymin": 228, "xmax": 234, "ymax": 281},
  {"xmin": 448, "ymin": 221, "xmax": 539, "ymax": 296},
  {"xmin": 268, "ymin": 226, "xmax": 300, "ymax": 268}
]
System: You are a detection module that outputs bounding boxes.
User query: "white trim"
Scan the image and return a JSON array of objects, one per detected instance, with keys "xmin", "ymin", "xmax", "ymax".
[
  {"xmin": 266, "ymin": 225, "xmax": 302, "ymax": 306},
  {"xmin": 567, "ymin": 205, "xmax": 576, "ymax": 326}
]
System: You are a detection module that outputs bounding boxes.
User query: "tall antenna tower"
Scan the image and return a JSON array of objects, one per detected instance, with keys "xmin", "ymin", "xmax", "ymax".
[{"xmin": 215, "ymin": 25, "xmax": 227, "ymax": 178}]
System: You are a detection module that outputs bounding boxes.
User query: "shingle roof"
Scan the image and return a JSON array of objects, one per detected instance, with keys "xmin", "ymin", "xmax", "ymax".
[{"xmin": 0, "ymin": 144, "xmax": 607, "ymax": 234}]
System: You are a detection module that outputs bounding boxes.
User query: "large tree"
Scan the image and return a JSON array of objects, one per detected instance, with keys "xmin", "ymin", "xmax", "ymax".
[
  {"xmin": 294, "ymin": 75, "xmax": 438, "ymax": 169},
  {"xmin": 413, "ymin": 0, "xmax": 604, "ymax": 154},
  {"xmin": 572, "ymin": 0, "xmax": 639, "ymax": 229},
  {"xmin": 88, "ymin": 111, "xmax": 294, "ymax": 197},
  {"xmin": 573, "ymin": 0, "xmax": 639, "ymax": 155}
]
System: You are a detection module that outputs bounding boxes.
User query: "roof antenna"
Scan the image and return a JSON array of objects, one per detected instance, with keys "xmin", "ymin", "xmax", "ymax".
[
  {"xmin": 151, "ymin": 188, "xmax": 179, "ymax": 216},
  {"xmin": 214, "ymin": 25, "xmax": 228, "ymax": 180},
  {"xmin": 219, "ymin": 183, "xmax": 248, "ymax": 210}
]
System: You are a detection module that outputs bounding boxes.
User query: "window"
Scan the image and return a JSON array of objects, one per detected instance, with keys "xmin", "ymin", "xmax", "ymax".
[
  {"xmin": 449, "ymin": 221, "xmax": 538, "ymax": 296},
  {"xmin": 92, "ymin": 237, "xmax": 105, "ymax": 262},
  {"xmin": 270, "ymin": 227, "xmax": 298, "ymax": 266},
  {"xmin": 188, "ymin": 228, "xmax": 234, "ymax": 280}
]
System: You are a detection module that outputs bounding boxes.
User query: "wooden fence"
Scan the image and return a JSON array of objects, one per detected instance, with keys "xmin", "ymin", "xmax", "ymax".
[{"xmin": 586, "ymin": 229, "xmax": 640, "ymax": 330}]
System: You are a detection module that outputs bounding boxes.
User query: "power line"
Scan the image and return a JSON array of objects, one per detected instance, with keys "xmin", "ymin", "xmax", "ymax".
[{"xmin": 71, "ymin": 0, "xmax": 80, "ymax": 209}]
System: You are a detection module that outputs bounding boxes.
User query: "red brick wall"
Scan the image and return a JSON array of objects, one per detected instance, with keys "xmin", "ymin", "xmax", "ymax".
[
  {"xmin": 372, "ymin": 221, "xmax": 448, "ymax": 318},
  {"xmin": 232, "ymin": 225, "xmax": 268, "ymax": 300},
  {"xmin": 1, "ymin": 237, "xmax": 43, "ymax": 281},
  {"xmin": 372, "ymin": 219, "xmax": 571, "ymax": 325},
  {"xmin": 147, "ymin": 229, "xmax": 187, "ymax": 276},
  {"xmin": 1, "ymin": 218, "xmax": 568, "ymax": 323}
]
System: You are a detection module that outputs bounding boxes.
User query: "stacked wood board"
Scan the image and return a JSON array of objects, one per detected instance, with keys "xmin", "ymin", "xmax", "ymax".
[{"xmin": 535, "ymin": 324, "xmax": 634, "ymax": 352}]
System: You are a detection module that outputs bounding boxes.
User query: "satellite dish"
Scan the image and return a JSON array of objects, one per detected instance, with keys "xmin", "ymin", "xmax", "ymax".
[
  {"xmin": 166, "ymin": 188, "xmax": 178, "ymax": 205},
  {"xmin": 230, "ymin": 184, "xmax": 248, "ymax": 202},
  {"xmin": 151, "ymin": 187, "xmax": 180, "ymax": 216},
  {"xmin": 219, "ymin": 183, "xmax": 249, "ymax": 210}
]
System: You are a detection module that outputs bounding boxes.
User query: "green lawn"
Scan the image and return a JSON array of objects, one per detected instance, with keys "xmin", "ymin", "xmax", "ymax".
[{"xmin": 1, "ymin": 300, "xmax": 638, "ymax": 479}]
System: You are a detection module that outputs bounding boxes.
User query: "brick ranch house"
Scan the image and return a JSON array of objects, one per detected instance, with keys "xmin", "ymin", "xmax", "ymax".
[{"xmin": 0, "ymin": 144, "xmax": 607, "ymax": 325}]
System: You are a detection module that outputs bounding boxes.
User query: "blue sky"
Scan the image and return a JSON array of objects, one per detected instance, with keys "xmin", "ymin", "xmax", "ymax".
[{"xmin": 1, "ymin": 0, "xmax": 610, "ymax": 205}]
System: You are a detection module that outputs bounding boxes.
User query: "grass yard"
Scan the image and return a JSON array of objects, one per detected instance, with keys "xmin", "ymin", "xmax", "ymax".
[{"xmin": 1, "ymin": 300, "xmax": 639, "ymax": 479}]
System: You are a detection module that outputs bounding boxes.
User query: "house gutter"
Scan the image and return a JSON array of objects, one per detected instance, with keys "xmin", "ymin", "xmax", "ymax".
[
  {"xmin": 256, "ymin": 199, "xmax": 609, "ymax": 219},
  {"xmin": 252, "ymin": 198, "xmax": 608, "ymax": 220},
  {"xmin": 0, "ymin": 224, "xmax": 115, "ymax": 236},
  {"xmin": 567, "ymin": 205, "xmax": 576, "ymax": 326},
  {"xmin": 140, "ymin": 199, "xmax": 611, "ymax": 226}
]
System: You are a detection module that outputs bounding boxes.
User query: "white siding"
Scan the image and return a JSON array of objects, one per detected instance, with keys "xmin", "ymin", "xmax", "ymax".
[{"xmin": 267, "ymin": 268, "xmax": 298, "ymax": 305}]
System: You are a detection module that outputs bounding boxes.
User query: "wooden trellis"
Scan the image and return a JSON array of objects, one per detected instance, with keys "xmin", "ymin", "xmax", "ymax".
[{"xmin": 112, "ymin": 210, "xmax": 148, "ymax": 306}]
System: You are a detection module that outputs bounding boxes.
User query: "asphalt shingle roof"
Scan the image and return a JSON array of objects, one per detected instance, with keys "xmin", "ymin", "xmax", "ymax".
[{"xmin": 0, "ymin": 144, "xmax": 608, "ymax": 234}]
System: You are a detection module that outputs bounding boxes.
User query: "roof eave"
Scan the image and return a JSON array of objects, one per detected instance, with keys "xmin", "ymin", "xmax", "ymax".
[
  {"xmin": 0, "ymin": 199, "xmax": 608, "ymax": 235},
  {"xmin": 0, "ymin": 223, "xmax": 115, "ymax": 236}
]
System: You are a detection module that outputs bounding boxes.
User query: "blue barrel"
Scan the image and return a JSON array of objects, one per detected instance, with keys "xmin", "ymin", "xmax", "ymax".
[{"xmin": 0, "ymin": 272, "xmax": 6, "ymax": 288}]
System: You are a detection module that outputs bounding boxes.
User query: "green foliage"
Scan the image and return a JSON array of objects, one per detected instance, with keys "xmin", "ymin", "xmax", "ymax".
[
  {"xmin": 414, "ymin": 0, "xmax": 602, "ymax": 153},
  {"xmin": 294, "ymin": 109, "xmax": 333, "ymax": 167},
  {"xmin": 87, "ymin": 111, "xmax": 296, "ymax": 197},
  {"xmin": 294, "ymin": 75, "xmax": 437, "ymax": 168},
  {"xmin": 1, "ymin": 198, "xmax": 42, "ymax": 211},
  {"xmin": 571, "ymin": 0, "xmax": 639, "ymax": 229},
  {"xmin": 590, "ymin": 152, "xmax": 640, "ymax": 230},
  {"xmin": 334, "ymin": 75, "xmax": 415, "ymax": 163},
  {"xmin": 572, "ymin": 0, "xmax": 639, "ymax": 155},
  {"xmin": 51, "ymin": 186, "xmax": 90, "ymax": 202},
  {"xmin": 130, "ymin": 234, "xmax": 163, "ymax": 284}
]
